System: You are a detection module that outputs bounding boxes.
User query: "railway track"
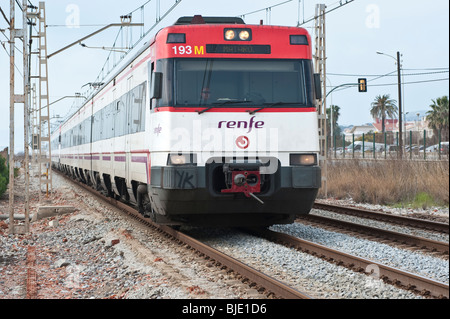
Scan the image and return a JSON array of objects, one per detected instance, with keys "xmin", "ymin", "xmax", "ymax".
[
  {"xmin": 313, "ymin": 202, "xmax": 449, "ymax": 234},
  {"xmin": 57, "ymin": 171, "xmax": 311, "ymax": 299},
  {"xmin": 55, "ymin": 171, "xmax": 449, "ymax": 299},
  {"xmin": 247, "ymin": 228, "xmax": 449, "ymax": 299},
  {"xmin": 296, "ymin": 214, "xmax": 449, "ymax": 257}
]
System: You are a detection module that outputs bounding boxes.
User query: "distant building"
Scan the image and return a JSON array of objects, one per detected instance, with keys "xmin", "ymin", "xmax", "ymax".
[
  {"xmin": 343, "ymin": 112, "xmax": 435, "ymax": 143},
  {"xmin": 344, "ymin": 125, "xmax": 375, "ymax": 142},
  {"xmin": 373, "ymin": 116, "xmax": 434, "ymax": 138},
  {"xmin": 372, "ymin": 118, "xmax": 398, "ymax": 132}
]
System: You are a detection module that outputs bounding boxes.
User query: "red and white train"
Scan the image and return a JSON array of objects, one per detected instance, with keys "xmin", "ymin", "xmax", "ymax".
[{"xmin": 51, "ymin": 15, "xmax": 322, "ymax": 226}]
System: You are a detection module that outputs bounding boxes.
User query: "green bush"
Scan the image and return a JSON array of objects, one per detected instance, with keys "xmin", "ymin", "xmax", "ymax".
[
  {"xmin": 0, "ymin": 156, "xmax": 8, "ymax": 198},
  {"xmin": 412, "ymin": 192, "xmax": 435, "ymax": 209}
]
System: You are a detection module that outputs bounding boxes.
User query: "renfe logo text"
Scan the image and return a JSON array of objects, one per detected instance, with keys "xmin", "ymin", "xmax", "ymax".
[{"xmin": 218, "ymin": 116, "xmax": 265, "ymax": 133}]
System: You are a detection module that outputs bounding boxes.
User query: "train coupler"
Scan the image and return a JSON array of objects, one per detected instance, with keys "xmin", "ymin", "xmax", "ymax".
[{"xmin": 221, "ymin": 169, "xmax": 264, "ymax": 204}]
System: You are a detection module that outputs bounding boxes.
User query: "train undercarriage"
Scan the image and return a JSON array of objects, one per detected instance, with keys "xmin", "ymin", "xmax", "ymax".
[{"xmin": 54, "ymin": 158, "xmax": 321, "ymax": 227}]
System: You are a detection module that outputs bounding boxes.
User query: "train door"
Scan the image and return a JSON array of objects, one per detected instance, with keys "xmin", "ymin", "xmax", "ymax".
[
  {"xmin": 126, "ymin": 75, "xmax": 133, "ymax": 184},
  {"xmin": 89, "ymin": 100, "xmax": 94, "ymax": 183},
  {"xmin": 111, "ymin": 87, "xmax": 120, "ymax": 195},
  {"xmin": 94, "ymin": 98, "xmax": 104, "ymax": 179},
  {"xmin": 149, "ymin": 61, "xmax": 155, "ymax": 150},
  {"xmin": 58, "ymin": 130, "xmax": 62, "ymax": 168}
]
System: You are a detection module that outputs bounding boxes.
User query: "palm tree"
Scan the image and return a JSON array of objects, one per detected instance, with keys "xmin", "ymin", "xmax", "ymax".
[
  {"xmin": 326, "ymin": 105, "xmax": 341, "ymax": 149},
  {"xmin": 326, "ymin": 104, "xmax": 341, "ymax": 135},
  {"xmin": 426, "ymin": 96, "xmax": 449, "ymax": 141},
  {"xmin": 370, "ymin": 94, "xmax": 398, "ymax": 134}
]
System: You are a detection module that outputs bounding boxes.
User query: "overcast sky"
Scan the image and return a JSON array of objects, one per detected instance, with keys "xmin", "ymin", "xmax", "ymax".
[{"xmin": 0, "ymin": 0, "xmax": 449, "ymax": 151}]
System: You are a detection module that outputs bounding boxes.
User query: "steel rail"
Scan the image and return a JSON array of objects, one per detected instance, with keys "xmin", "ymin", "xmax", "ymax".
[
  {"xmin": 297, "ymin": 214, "xmax": 449, "ymax": 255},
  {"xmin": 249, "ymin": 228, "xmax": 449, "ymax": 299},
  {"xmin": 313, "ymin": 202, "xmax": 449, "ymax": 234},
  {"xmin": 56, "ymin": 171, "xmax": 312, "ymax": 299},
  {"xmin": 158, "ymin": 224, "xmax": 313, "ymax": 299}
]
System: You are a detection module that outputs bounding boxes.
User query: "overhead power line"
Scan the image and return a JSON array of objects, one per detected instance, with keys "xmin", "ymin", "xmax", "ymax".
[
  {"xmin": 404, "ymin": 67, "xmax": 449, "ymax": 71},
  {"xmin": 239, "ymin": 0, "xmax": 294, "ymax": 18},
  {"xmin": 298, "ymin": 0, "xmax": 355, "ymax": 26},
  {"xmin": 0, "ymin": 40, "xmax": 24, "ymax": 77},
  {"xmin": 365, "ymin": 77, "xmax": 449, "ymax": 87},
  {"xmin": 47, "ymin": 24, "xmax": 111, "ymax": 28},
  {"xmin": 62, "ymin": 0, "xmax": 183, "ymax": 122},
  {"xmin": 328, "ymin": 77, "xmax": 449, "ymax": 90},
  {"xmin": 0, "ymin": 6, "xmax": 9, "ymax": 25},
  {"xmin": 329, "ymin": 70, "xmax": 449, "ymax": 77}
]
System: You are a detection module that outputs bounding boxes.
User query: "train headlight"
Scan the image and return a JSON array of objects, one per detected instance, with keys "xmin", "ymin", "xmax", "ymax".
[
  {"xmin": 239, "ymin": 30, "xmax": 250, "ymax": 41},
  {"xmin": 225, "ymin": 30, "xmax": 236, "ymax": 40},
  {"xmin": 290, "ymin": 154, "xmax": 317, "ymax": 166},
  {"xmin": 168, "ymin": 154, "xmax": 197, "ymax": 166},
  {"xmin": 224, "ymin": 28, "xmax": 252, "ymax": 41}
]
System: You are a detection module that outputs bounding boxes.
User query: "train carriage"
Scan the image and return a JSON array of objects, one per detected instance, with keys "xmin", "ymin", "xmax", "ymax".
[{"xmin": 51, "ymin": 15, "xmax": 322, "ymax": 227}]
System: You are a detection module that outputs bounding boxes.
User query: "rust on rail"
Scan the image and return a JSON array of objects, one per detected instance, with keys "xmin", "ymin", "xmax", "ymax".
[
  {"xmin": 57, "ymin": 171, "xmax": 312, "ymax": 299},
  {"xmin": 313, "ymin": 202, "xmax": 449, "ymax": 234},
  {"xmin": 249, "ymin": 227, "xmax": 449, "ymax": 299}
]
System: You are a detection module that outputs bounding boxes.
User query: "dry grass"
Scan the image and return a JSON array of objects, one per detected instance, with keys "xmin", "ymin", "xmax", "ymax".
[{"xmin": 319, "ymin": 159, "xmax": 449, "ymax": 207}]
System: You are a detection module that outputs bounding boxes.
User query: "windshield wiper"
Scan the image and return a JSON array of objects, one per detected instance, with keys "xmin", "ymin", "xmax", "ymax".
[
  {"xmin": 247, "ymin": 102, "xmax": 299, "ymax": 115},
  {"xmin": 197, "ymin": 100, "xmax": 253, "ymax": 115}
]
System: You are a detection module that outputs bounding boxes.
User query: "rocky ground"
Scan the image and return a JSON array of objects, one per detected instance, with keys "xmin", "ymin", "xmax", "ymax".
[
  {"xmin": 0, "ymin": 170, "xmax": 259, "ymax": 300},
  {"xmin": 0, "ymin": 168, "xmax": 448, "ymax": 300}
]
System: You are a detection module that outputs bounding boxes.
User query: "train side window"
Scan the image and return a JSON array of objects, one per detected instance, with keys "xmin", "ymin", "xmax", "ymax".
[
  {"xmin": 104, "ymin": 103, "xmax": 114, "ymax": 139},
  {"xmin": 85, "ymin": 117, "xmax": 91, "ymax": 145},
  {"xmin": 70, "ymin": 129, "xmax": 74, "ymax": 148},
  {"xmin": 99, "ymin": 109, "xmax": 104, "ymax": 141},
  {"xmin": 130, "ymin": 91, "xmax": 137, "ymax": 134},
  {"xmin": 92, "ymin": 110, "xmax": 100, "ymax": 142},
  {"xmin": 79, "ymin": 124, "xmax": 83, "ymax": 145},
  {"xmin": 130, "ymin": 82, "xmax": 146, "ymax": 134},
  {"xmin": 115, "ymin": 98, "xmax": 127, "ymax": 137},
  {"xmin": 149, "ymin": 62, "xmax": 153, "ymax": 109},
  {"xmin": 115, "ymin": 101, "xmax": 121, "ymax": 137},
  {"xmin": 140, "ymin": 82, "xmax": 146, "ymax": 131},
  {"xmin": 151, "ymin": 72, "xmax": 163, "ymax": 100}
]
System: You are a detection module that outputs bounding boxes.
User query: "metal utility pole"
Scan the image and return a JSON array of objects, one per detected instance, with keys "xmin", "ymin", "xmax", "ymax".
[
  {"xmin": 396, "ymin": 51, "xmax": 403, "ymax": 159},
  {"xmin": 31, "ymin": 83, "xmax": 38, "ymax": 165},
  {"xmin": 23, "ymin": 0, "xmax": 31, "ymax": 233},
  {"xmin": 314, "ymin": 3, "xmax": 327, "ymax": 197},
  {"xmin": 377, "ymin": 51, "xmax": 403, "ymax": 159},
  {"xmin": 9, "ymin": 0, "xmax": 33, "ymax": 234},
  {"xmin": 9, "ymin": 0, "xmax": 15, "ymax": 235},
  {"xmin": 37, "ymin": 1, "xmax": 52, "ymax": 199}
]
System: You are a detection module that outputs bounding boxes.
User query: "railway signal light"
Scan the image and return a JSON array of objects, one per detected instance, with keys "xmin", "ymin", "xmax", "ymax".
[{"xmin": 358, "ymin": 78, "xmax": 367, "ymax": 93}]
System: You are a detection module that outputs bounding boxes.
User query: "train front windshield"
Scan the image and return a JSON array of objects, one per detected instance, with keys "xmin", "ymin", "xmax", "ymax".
[{"xmin": 159, "ymin": 59, "xmax": 315, "ymax": 108}]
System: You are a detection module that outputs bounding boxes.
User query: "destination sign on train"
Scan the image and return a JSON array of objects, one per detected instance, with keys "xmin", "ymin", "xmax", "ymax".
[{"xmin": 206, "ymin": 44, "xmax": 271, "ymax": 54}]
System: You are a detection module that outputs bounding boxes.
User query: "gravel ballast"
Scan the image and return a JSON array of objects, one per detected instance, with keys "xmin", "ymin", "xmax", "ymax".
[
  {"xmin": 184, "ymin": 227, "xmax": 424, "ymax": 299},
  {"xmin": 1, "ymin": 170, "xmax": 448, "ymax": 299},
  {"xmin": 0, "ymin": 172, "xmax": 253, "ymax": 299},
  {"xmin": 271, "ymin": 222, "xmax": 449, "ymax": 284}
]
